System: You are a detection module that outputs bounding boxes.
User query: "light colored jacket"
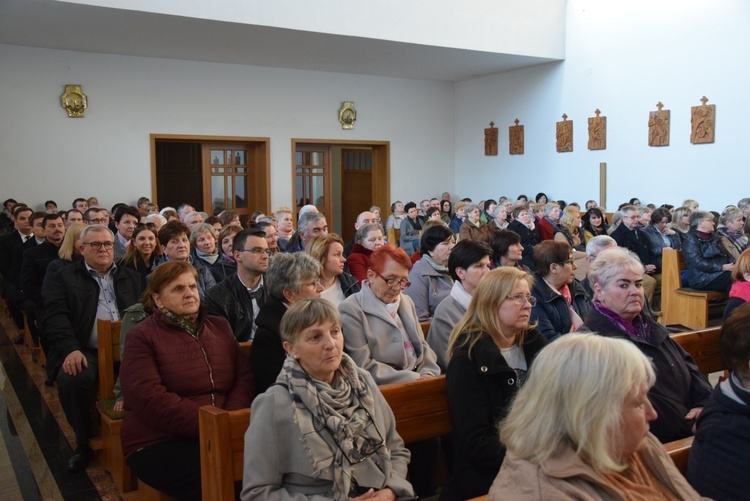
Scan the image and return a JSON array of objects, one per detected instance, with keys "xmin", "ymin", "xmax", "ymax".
[
  {"xmin": 403, "ymin": 257, "xmax": 453, "ymax": 322},
  {"xmin": 339, "ymin": 282, "xmax": 440, "ymax": 385},
  {"xmin": 241, "ymin": 368, "xmax": 414, "ymax": 500},
  {"xmin": 426, "ymin": 294, "xmax": 466, "ymax": 371},
  {"xmin": 489, "ymin": 433, "xmax": 708, "ymax": 500}
]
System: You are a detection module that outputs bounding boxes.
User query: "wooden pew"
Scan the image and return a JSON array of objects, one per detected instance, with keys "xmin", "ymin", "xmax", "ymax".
[
  {"xmin": 386, "ymin": 227, "xmax": 401, "ymax": 247},
  {"xmin": 198, "ymin": 375, "xmax": 450, "ymax": 501},
  {"xmin": 660, "ymin": 249, "xmax": 726, "ymax": 330},
  {"xmin": 671, "ymin": 326, "xmax": 724, "ymax": 375},
  {"xmin": 664, "ymin": 436, "xmax": 693, "ymax": 474},
  {"xmin": 95, "ymin": 319, "xmax": 137, "ymax": 492}
]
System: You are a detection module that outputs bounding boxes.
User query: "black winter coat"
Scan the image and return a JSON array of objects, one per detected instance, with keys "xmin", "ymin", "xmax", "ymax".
[
  {"xmin": 248, "ymin": 295, "xmax": 288, "ymax": 394},
  {"xmin": 442, "ymin": 330, "xmax": 548, "ymax": 501},
  {"xmin": 682, "ymin": 229, "xmax": 732, "ymax": 290},
  {"xmin": 507, "ymin": 220, "xmax": 540, "ymax": 270},
  {"xmin": 205, "ymin": 274, "xmax": 267, "ymax": 342},
  {"xmin": 582, "ymin": 307, "xmax": 712, "ymax": 443}
]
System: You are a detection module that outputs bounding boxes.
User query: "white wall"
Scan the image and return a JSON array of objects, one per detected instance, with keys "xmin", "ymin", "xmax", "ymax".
[
  {"xmin": 454, "ymin": 0, "xmax": 750, "ymax": 212},
  {"xmin": 0, "ymin": 44, "xmax": 454, "ymax": 212}
]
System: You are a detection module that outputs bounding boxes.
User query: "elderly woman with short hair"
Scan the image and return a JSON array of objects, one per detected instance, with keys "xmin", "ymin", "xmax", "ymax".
[
  {"xmin": 248, "ymin": 252, "xmax": 324, "ymax": 393},
  {"xmin": 536, "ymin": 202, "xmax": 561, "ymax": 241},
  {"xmin": 190, "ymin": 222, "xmax": 219, "ymax": 268},
  {"xmin": 347, "ymin": 222, "xmax": 385, "ymax": 285},
  {"xmin": 459, "ymin": 203, "xmax": 491, "ymax": 244},
  {"xmin": 642, "ymin": 207, "xmax": 682, "ymax": 269},
  {"xmin": 581, "ymin": 247, "xmax": 712, "ymax": 443},
  {"xmin": 682, "ymin": 209, "xmax": 735, "ymax": 293},
  {"xmin": 490, "ymin": 333, "xmax": 706, "ymax": 499},
  {"xmin": 154, "ymin": 220, "xmax": 217, "ymax": 300},
  {"xmin": 403, "ymin": 224, "xmax": 455, "ymax": 321},
  {"xmin": 486, "ymin": 204, "xmax": 508, "ymax": 233},
  {"xmin": 717, "ymin": 206, "xmax": 748, "ymax": 260},
  {"xmin": 530, "ymin": 241, "xmax": 591, "ymax": 341},
  {"xmin": 507, "ymin": 206, "xmax": 539, "ymax": 269},
  {"xmin": 242, "ymin": 298, "xmax": 414, "ymax": 501}
]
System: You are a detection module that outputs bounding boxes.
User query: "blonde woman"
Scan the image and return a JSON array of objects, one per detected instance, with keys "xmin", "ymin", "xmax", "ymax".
[
  {"xmin": 490, "ymin": 333, "xmax": 705, "ymax": 500},
  {"xmin": 41, "ymin": 222, "xmax": 87, "ymax": 301},
  {"xmin": 444, "ymin": 267, "xmax": 547, "ymax": 500},
  {"xmin": 554, "ymin": 205, "xmax": 585, "ymax": 252}
]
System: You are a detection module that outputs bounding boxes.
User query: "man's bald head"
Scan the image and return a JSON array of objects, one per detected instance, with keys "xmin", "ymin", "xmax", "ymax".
[{"xmin": 355, "ymin": 211, "xmax": 376, "ymax": 230}]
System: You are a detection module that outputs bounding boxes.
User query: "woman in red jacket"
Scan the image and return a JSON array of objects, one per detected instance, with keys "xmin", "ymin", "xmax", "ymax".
[
  {"xmin": 347, "ymin": 222, "xmax": 385, "ymax": 285},
  {"xmin": 120, "ymin": 260, "xmax": 255, "ymax": 500}
]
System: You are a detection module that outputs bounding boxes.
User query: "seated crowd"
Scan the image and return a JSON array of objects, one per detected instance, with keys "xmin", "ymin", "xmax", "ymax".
[{"xmin": 1, "ymin": 191, "xmax": 750, "ymax": 500}]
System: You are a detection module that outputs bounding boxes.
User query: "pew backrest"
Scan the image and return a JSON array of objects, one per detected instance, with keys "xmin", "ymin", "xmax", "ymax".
[
  {"xmin": 97, "ymin": 319, "xmax": 123, "ymax": 400},
  {"xmin": 671, "ymin": 326, "xmax": 723, "ymax": 375},
  {"xmin": 664, "ymin": 436, "xmax": 693, "ymax": 474}
]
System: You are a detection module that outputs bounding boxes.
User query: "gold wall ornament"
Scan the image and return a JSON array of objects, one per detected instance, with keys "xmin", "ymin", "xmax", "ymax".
[
  {"xmin": 556, "ymin": 114, "xmax": 573, "ymax": 152},
  {"xmin": 484, "ymin": 121, "xmax": 498, "ymax": 155},
  {"xmin": 648, "ymin": 102, "xmax": 670, "ymax": 147},
  {"xmin": 509, "ymin": 119, "xmax": 524, "ymax": 155},
  {"xmin": 587, "ymin": 109, "xmax": 606, "ymax": 150},
  {"xmin": 338, "ymin": 101, "xmax": 357, "ymax": 130},
  {"xmin": 691, "ymin": 96, "xmax": 715, "ymax": 144},
  {"xmin": 61, "ymin": 84, "xmax": 87, "ymax": 117}
]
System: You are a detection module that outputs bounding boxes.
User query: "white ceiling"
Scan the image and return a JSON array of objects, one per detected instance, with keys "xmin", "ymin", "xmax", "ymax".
[{"xmin": 0, "ymin": 0, "xmax": 562, "ymax": 82}]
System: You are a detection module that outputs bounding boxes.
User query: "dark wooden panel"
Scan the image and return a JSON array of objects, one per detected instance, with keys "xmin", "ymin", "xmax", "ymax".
[{"xmin": 155, "ymin": 141, "xmax": 203, "ymax": 211}]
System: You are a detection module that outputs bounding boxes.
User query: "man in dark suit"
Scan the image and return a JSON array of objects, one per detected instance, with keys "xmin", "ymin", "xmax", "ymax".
[
  {"xmin": 42, "ymin": 225, "xmax": 143, "ymax": 472},
  {"xmin": 0, "ymin": 205, "xmax": 34, "ymax": 333},
  {"xmin": 610, "ymin": 204, "xmax": 658, "ymax": 303}
]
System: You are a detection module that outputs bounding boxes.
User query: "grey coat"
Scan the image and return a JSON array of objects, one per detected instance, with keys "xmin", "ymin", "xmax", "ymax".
[
  {"xmin": 241, "ymin": 368, "xmax": 414, "ymax": 500},
  {"xmin": 403, "ymin": 257, "xmax": 453, "ymax": 321},
  {"xmin": 426, "ymin": 294, "xmax": 467, "ymax": 372},
  {"xmin": 339, "ymin": 282, "xmax": 440, "ymax": 385}
]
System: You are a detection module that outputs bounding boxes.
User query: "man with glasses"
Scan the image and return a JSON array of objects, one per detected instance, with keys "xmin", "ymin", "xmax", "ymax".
[
  {"xmin": 610, "ymin": 204, "xmax": 658, "ymax": 305},
  {"xmin": 83, "ymin": 207, "xmax": 109, "ymax": 226},
  {"xmin": 206, "ymin": 228, "xmax": 269, "ymax": 341},
  {"xmin": 42, "ymin": 225, "xmax": 143, "ymax": 472}
]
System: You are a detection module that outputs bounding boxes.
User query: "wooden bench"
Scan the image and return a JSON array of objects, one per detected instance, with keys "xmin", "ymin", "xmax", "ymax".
[
  {"xmin": 95, "ymin": 319, "xmax": 137, "ymax": 492},
  {"xmin": 671, "ymin": 326, "xmax": 724, "ymax": 375},
  {"xmin": 199, "ymin": 375, "xmax": 450, "ymax": 500},
  {"xmin": 386, "ymin": 227, "xmax": 401, "ymax": 247},
  {"xmin": 664, "ymin": 436, "xmax": 693, "ymax": 474},
  {"xmin": 660, "ymin": 248, "xmax": 727, "ymax": 330}
]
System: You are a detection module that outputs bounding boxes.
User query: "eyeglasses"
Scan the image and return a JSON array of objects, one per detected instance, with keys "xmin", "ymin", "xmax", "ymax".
[
  {"xmin": 86, "ymin": 217, "xmax": 109, "ymax": 224},
  {"xmin": 505, "ymin": 294, "xmax": 537, "ymax": 306},
  {"xmin": 82, "ymin": 241, "xmax": 114, "ymax": 250},
  {"xmin": 557, "ymin": 259, "xmax": 575, "ymax": 266},
  {"xmin": 375, "ymin": 272, "xmax": 410, "ymax": 289},
  {"xmin": 238, "ymin": 247, "xmax": 272, "ymax": 256}
]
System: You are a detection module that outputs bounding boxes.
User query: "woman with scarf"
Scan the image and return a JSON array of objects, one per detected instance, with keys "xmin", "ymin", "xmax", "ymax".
[
  {"xmin": 399, "ymin": 201, "xmax": 422, "ymax": 253},
  {"xmin": 211, "ymin": 224, "xmax": 241, "ymax": 282},
  {"xmin": 120, "ymin": 261, "xmax": 254, "ymax": 500},
  {"xmin": 118, "ymin": 224, "xmax": 162, "ymax": 280},
  {"xmin": 717, "ymin": 206, "xmax": 749, "ymax": 261},
  {"xmin": 580, "ymin": 247, "xmax": 712, "ymax": 444},
  {"xmin": 403, "ymin": 225, "xmax": 455, "ymax": 321},
  {"xmin": 242, "ymin": 298, "xmax": 414, "ymax": 501},
  {"xmin": 190, "ymin": 222, "xmax": 219, "ymax": 269}
]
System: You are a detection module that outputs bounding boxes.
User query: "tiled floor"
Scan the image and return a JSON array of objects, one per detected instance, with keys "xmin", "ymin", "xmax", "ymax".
[{"xmin": 0, "ymin": 313, "xmax": 122, "ymax": 500}]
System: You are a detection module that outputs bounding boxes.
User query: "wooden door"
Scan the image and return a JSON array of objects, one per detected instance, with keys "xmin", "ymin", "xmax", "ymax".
[
  {"xmin": 202, "ymin": 144, "xmax": 254, "ymax": 221},
  {"xmin": 294, "ymin": 145, "xmax": 332, "ymax": 222},
  {"xmin": 154, "ymin": 141, "xmax": 203, "ymax": 211},
  {"xmin": 341, "ymin": 148, "xmax": 373, "ymax": 242}
]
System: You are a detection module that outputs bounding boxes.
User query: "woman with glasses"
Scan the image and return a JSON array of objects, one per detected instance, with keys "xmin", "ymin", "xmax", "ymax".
[
  {"xmin": 306, "ymin": 233, "xmax": 359, "ymax": 307},
  {"xmin": 242, "ymin": 298, "xmax": 414, "ymax": 501},
  {"xmin": 119, "ymin": 224, "xmax": 162, "ymax": 279},
  {"xmin": 403, "ymin": 225, "xmax": 455, "ymax": 321},
  {"xmin": 682, "ymin": 209, "xmax": 735, "ymax": 293},
  {"xmin": 581, "ymin": 247, "xmax": 712, "ymax": 443},
  {"xmin": 250, "ymin": 252, "xmax": 325, "ymax": 394},
  {"xmin": 339, "ymin": 244, "xmax": 440, "ymax": 498},
  {"xmin": 443, "ymin": 267, "xmax": 548, "ymax": 501},
  {"xmin": 530, "ymin": 241, "xmax": 591, "ymax": 341}
]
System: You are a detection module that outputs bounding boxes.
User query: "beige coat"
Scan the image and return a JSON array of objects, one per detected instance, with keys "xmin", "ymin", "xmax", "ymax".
[
  {"xmin": 339, "ymin": 281, "xmax": 440, "ymax": 385},
  {"xmin": 489, "ymin": 433, "xmax": 709, "ymax": 500}
]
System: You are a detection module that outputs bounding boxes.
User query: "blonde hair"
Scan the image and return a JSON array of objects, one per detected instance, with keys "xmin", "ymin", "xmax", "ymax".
[
  {"xmin": 447, "ymin": 267, "xmax": 534, "ymax": 359},
  {"xmin": 558, "ymin": 206, "xmax": 581, "ymax": 235},
  {"xmin": 58, "ymin": 222, "xmax": 87, "ymax": 261},
  {"xmin": 305, "ymin": 233, "xmax": 344, "ymax": 267},
  {"xmin": 672, "ymin": 206, "xmax": 692, "ymax": 233},
  {"xmin": 500, "ymin": 333, "xmax": 655, "ymax": 472}
]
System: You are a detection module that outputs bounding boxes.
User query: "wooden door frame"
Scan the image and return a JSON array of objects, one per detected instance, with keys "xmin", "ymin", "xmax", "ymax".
[
  {"xmin": 291, "ymin": 139, "xmax": 390, "ymax": 232},
  {"xmin": 150, "ymin": 134, "xmax": 271, "ymax": 212}
]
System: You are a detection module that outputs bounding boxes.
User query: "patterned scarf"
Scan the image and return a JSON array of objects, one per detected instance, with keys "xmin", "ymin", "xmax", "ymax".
[
  {"xmin": 160, "ymin": 308, "xmax": 198, "ymax": 336},
  {"xmin": 280, "ymin": 353, "xmax": 391, "ymax": 499},
  {"xmin": 593, "ymin": 301, "xmax": 652, "ymax": 343}
]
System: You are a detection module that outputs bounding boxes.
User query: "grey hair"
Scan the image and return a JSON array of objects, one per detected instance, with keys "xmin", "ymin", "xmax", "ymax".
[
  {"xmin": 585, "ymin": 235, "xmax": 617, "ymax": 259},
  {"xmin": 464, "ymin": 203, "xmax": 478, "ymax": 214},
  {"xmin": 737, "ymin": 198, "xmax": 750, "ymax": 210},
  {"xmin": 265, "ymin": 252, "xmax": 322, "ymax": 299},
  {"xmin": 80, "ymin": 224, "xmax": 114, "ymax": 242},
  {"xmin": 491, "ymin": 204, "xmax": 506, "ymax": 217},
  {"xmin": 145, "ymin": 214, "xmax": 167, "ymax": 226},
  {"xmin": 689, "ymin": 210, "xmax": 712, "ymax": 229},
  {"xmin": 189, "ymin": 222, "xmax": 217, "ymax": 247},
  {"xmin": 355, "ymin": 222, "xmax": 384, "ymax": 244},
  {"xmin": 298, "ymin": 204, "xmax": 318, "ymax": 217},
  {"xmin": 543, "ymin": 202, "xmax": 558, "ymax": 216},
  {"xmin": 280, "ymin": 298, "xmax": 342, "ymax": 345},
  {"xmin": 720, "ymin": 206, "xmax": 743, "ymax": 226},
  {"xmin": 619, "ymin": 204, "xmax": 637, "ymax": 217},
  {"xmin": 298, "ymin": 211, "xmax": 326, "ymax": 234},
  {"xmin": 587, "ymin": 247, "xmax": 644, "ymax": 289}
]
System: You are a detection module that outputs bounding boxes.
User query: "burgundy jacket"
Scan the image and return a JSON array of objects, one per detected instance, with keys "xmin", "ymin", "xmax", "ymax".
[
  {"xmin": 120, "ymin": 307, "xmax": 255, "ymax": 458},
  {"xmin": 347, "ymin": 243, "xmax": 373, "ymax": 285}
]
